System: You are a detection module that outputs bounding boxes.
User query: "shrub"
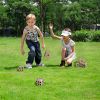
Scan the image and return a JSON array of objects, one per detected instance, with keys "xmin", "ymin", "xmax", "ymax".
[{"xmin": 72, "ymin": 30, "xmax": 100, "ymax": 42}]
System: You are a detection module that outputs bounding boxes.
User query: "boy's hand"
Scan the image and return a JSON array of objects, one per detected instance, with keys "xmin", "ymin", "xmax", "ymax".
[
  {"xmin": 49, "ymin": 23, "xmax": 53, "ymax": 29},
  {"xmin": 21, "ymin": 49, "xmax": 25, "ymax": 55},
  {"xmin": 64, "ymin": 57, "xmax": 68, "ymax": 61},
  {"xmin": 42, "ymin": 44, "xmax": 45, "ymax": 49}
]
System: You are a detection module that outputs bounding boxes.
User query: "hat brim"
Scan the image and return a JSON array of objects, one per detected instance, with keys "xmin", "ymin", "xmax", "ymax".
[{"xmin": 61, "ymin": 31, "xmax": 70, "ymax": 36}]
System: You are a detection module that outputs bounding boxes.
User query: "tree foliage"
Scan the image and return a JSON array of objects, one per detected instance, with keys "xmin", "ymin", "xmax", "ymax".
[
  {"xmin": 6, "ymin": 1, "xmax": 39, "ymax": 36},
  {"xmin": 0, "ymin": 0, "xmax": 100, "ymax": 36}
]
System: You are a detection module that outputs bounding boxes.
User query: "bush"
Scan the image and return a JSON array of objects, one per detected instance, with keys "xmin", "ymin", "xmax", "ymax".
[
  {"xmin": 0, "ymin": 27, "xmax": 17, "ymax": 37},
  {"xmin": 72, "ymin": 30, "xmax": 100, "ymax": 42},
  {"xmin": 92, "ymin": 31, "xmax": 100, "ymax": 42}
]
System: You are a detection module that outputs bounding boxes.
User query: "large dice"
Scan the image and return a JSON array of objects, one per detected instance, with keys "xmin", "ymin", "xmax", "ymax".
[{"xmin": 35, "ymin": 78, "xmax": 44, "ymax": 86}]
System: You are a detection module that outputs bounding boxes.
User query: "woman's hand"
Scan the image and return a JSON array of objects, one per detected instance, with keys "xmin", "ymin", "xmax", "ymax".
[{"xmin": 49, "ymin": 23, "xmax": 53, "ymax": 29}]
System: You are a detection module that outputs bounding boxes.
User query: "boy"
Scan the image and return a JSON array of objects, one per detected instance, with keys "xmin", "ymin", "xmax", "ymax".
[
  {"xmin": 20, "ymin": 14, "xmax": 45, "ymax": 68},
  {"xmin": 49, "ymin": 23, "xmax": 76, "ymax": 67}
]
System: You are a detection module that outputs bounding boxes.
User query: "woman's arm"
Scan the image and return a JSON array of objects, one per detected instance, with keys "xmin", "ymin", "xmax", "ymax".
[{"xmin": 49, "ymin": 23, "xmax": 62, "ymax": 40}]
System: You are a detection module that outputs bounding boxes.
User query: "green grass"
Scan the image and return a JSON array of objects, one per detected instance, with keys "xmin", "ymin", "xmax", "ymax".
[{"xmin": 0, "ymin": 37, "xmax": 100, "ymax": 100}]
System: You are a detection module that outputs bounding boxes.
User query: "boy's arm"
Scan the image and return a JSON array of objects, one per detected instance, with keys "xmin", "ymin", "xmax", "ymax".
[
  {"xmin": 20, "ymin": 32, "xmax": 27, "ymax": 55},
  {"xmin": 64, "ymin": 46, "xmax": 75, "ymax": 60},
  {"xmin": 49, "ymin": 23, "xmax": 62, "ymax": 40},
  {"xmin": 37, "ymin": 30, "xmax": 45, "ymax": 49}
]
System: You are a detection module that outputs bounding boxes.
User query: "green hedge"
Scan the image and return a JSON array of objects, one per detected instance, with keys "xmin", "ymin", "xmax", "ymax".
[{"xmin": 72, "ymin": 30, "xmax": 100, "ymax": 42}]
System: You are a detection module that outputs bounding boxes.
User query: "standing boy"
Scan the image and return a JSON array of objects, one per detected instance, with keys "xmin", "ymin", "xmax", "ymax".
[{"xmin": 21, "ymin": 14, "xmax": 45, "ymax": 68}]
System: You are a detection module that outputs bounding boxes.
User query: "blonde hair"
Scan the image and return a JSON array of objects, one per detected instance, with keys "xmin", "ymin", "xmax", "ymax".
[{"xmin": 26, "ymin": 14, "xmax": 36, "ymax": 21}]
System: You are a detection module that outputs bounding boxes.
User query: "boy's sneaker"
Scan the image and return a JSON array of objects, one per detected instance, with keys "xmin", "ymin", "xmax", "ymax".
[
  {"xmin": 36, "ymin": 63, "xmax": 44, "ymax": 67},
  {"xmin": 67, "ymin": 63, "xmax": 72, "ymax": 67},
  {"xmin": 25, "ymin": 63, "xmax": 32, "ymax": 69},
  {"xmin": 60, "ymin": 60, "xmax": 65, "ymax": 67}
]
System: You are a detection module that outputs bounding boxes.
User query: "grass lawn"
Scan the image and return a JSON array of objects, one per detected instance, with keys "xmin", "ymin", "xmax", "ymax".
[{"xmin": 0, "ymin": 37, "xmax": 100, "ymax": 100}]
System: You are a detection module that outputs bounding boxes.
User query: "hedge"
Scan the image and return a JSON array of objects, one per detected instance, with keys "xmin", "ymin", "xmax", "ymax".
[{"xmin": 72, "ymin": 30, "xmax": 100, "ymax": 42}]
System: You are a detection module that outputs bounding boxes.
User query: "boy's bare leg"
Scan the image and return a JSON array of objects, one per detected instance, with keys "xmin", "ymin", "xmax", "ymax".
[
  {"xmin": 60, "ymin": 48, "xmax": 66, "ymax": 66},
  {"xmin": 61, "ymin": 48, "xmax": 66, "ymax": 60}
]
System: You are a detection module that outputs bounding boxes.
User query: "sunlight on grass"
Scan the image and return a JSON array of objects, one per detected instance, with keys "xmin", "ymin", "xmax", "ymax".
[{"xmin": 0, "ymin": 37, "xmax": 100, "ymax": 100}]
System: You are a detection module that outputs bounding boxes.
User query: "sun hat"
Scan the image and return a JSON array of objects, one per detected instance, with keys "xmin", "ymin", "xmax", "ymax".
[{"xmin": 61, "ymin": 30, "xmax": 71, "ymax": 36}]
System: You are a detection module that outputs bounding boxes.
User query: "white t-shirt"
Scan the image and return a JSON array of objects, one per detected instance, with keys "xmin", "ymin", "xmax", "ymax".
[
  {"xmin": 23, "ymin": 25, "xmax": 41, "ymax": 42},
  {"xmin": 61, "ymin": 38, "xmax": 75, "ymax": 56}
]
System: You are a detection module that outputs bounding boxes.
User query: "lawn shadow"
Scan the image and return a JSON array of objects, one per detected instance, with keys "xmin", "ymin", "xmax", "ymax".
[
  {"xmin": 4, "ymin": 66, "xmax": 18, "ymax": 70},
  {"xmin": 0, "ymin": 43, "xmax": 7, "ymax": 45},
  {"xmin": 32, "ymin": 65, "xmax": 37, "ymax": 68},
  {"xmin": 4, "ymin": 65, "xmax": 43, "ymax": 70},
  {"xmin": 45, "ymin": 64, "xmax": 60, "ymax": 67},
  {"xmin": 44, "ymin": 64, "xmax": 74, "ymax": 69},
  {"xmin": 3, "ymin": 64, "xmax": 73, "ymax": 70}
]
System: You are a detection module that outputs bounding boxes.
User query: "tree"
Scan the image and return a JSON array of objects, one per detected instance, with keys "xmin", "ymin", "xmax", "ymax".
[
  {"xmin": 0, "ymin": 1, "xmax": 8, "ymax": 28},
  {"xmin": 79, "ymin": 0, "xmax": 100, "ymax": 29},
  {"xmin": 62, "ymin": 1, "xmax": 81, "ymax": 30},
  {"xmin": 6, "ymin": 1, "xmax": 39, "ymax": 36},
  {"xmin": 1, "ymin": 0, "xmax": 100, "ymax": 36}
]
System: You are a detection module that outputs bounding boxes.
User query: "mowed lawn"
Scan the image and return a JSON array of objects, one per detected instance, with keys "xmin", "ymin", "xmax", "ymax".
[{"xmin": 0, "ymin": 37, "xmax": 100, "ymax": 100}]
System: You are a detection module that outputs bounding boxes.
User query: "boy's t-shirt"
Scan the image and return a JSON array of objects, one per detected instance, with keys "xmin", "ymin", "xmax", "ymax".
[
  {"xmin": 61, "ymin": 38, "xmax": 75, "ymax": 55},
  {"xmin": 23, "ymin": 25, "xmax": 40, "ymax": 42}
]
